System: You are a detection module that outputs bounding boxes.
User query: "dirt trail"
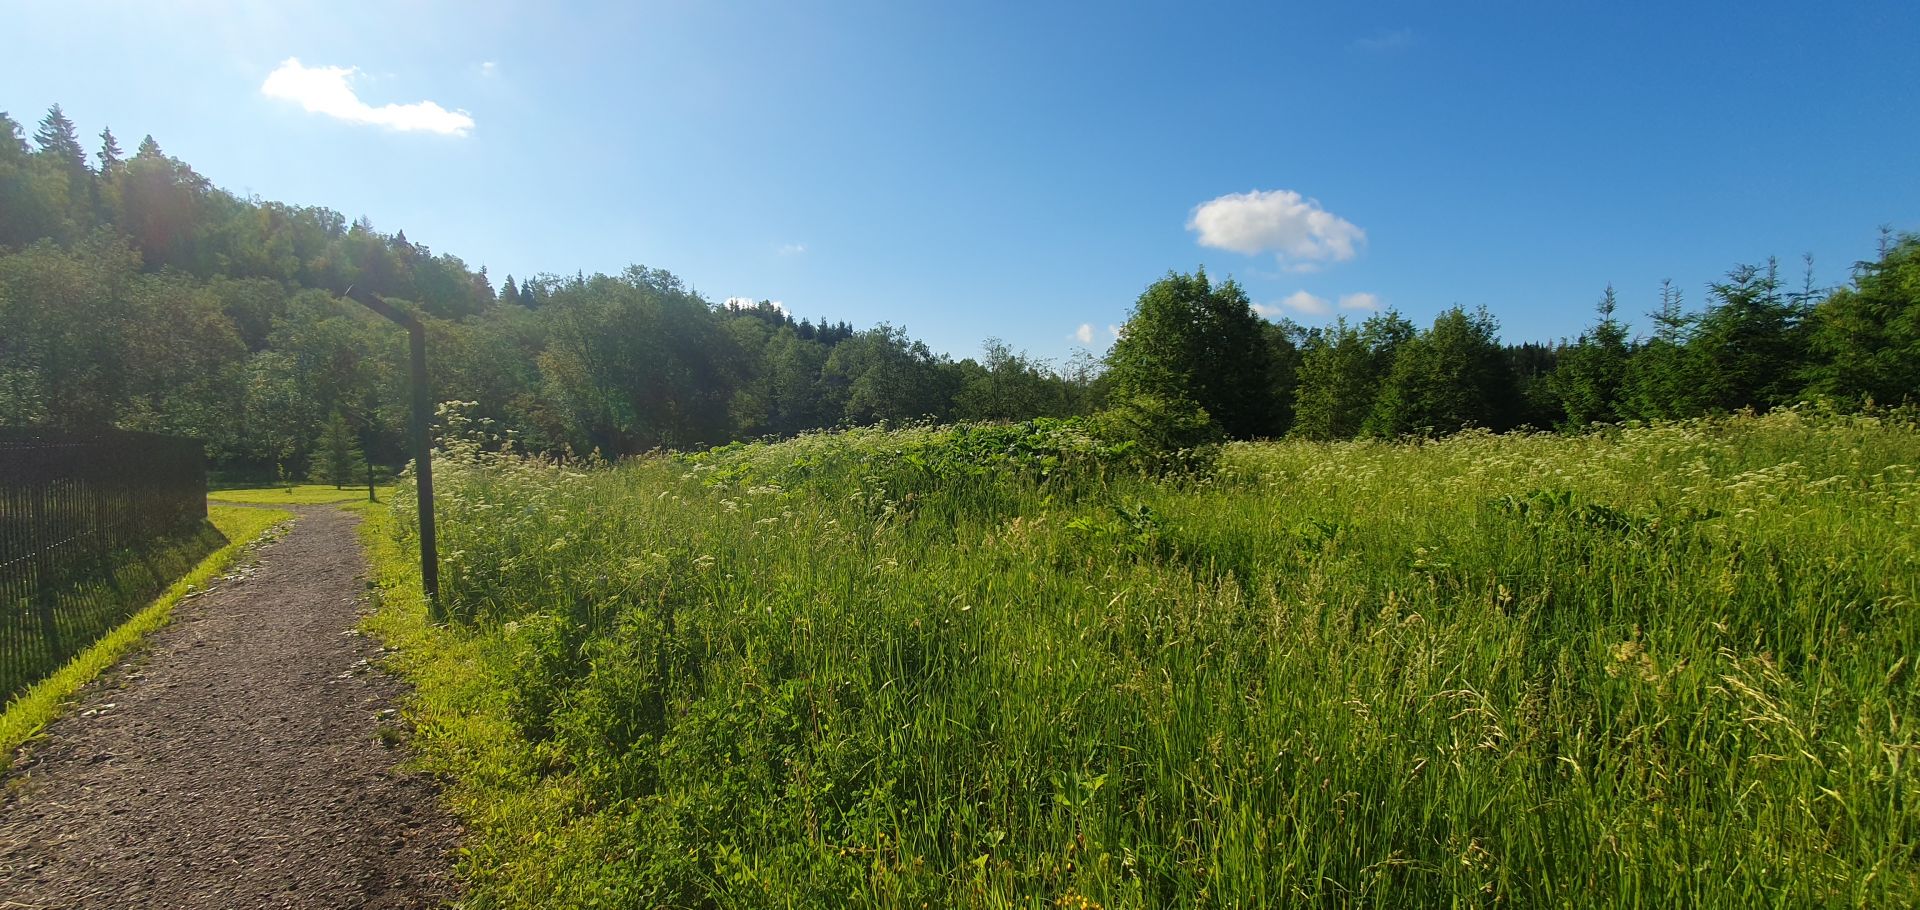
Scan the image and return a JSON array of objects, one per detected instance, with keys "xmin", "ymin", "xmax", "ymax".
[{"xmin": 0, "ymin": 506, "xmax": 459, "ymax": 909}]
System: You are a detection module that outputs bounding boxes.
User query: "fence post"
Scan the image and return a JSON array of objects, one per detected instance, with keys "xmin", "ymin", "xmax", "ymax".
[
  {"xmin": 29, "ymin": 482, "xmax": 61, "ymax": 660},
  {"xmin": 344, "ymin": 287, "xmax": 443, "ymax": 621}
]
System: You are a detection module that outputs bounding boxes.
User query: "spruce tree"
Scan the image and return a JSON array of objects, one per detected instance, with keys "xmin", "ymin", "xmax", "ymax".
[
  {"xmin": 1544, "ymin": 286, "xmax": 1631, "ymax": 426},
  {"xmin": 312, "ymin": 412, "xmax": 363, "ymax": 488},
  {"xmin": 1621, "ymin": 280, "xmax": 1699, "ymax": 419},
  {"xmin": 1802, "ymin": 232, "xmax": 1920, "ymax": 407},
  {"xmin": 1690, "ymin": 259, "xmax": 1809, "ymax": 412},
  {"xmin": 96, "ymin": 127, "xmax": 123, "ymax": 172},
  {"xmin": 33, "ymin": 104, "xmax": 87, "ymax": 174}
]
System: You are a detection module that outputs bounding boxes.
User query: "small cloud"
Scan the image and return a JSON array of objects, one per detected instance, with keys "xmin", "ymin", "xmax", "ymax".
[
  {"xmin": 1188, "ymin": 189, "xmax": 1366, "ymax": 268},
  {"xmin": 1107, "ymin": 325, "xmax": 1121, "ymax": 338},
  {"xmin": 778, "ymin": 242, "xmax": 807, "ymax": 256},
  {"xmin": 1352, "ymin": 28, "xmax": 1416, "ymax": 52},
  {"xmin": 1072, "ymin": 323, "xmax": 1096, "ymax": 345},
  {"xmin": 1256, "ymin": 291, "xmax": 1331, "ymax": 319},
  {"xmin": 479, "ymin": 61, "xmax": 498, "ymax": 77},
  {"xmin": 1338, "ymin": 292, "xmax": 1381, "ymax": 312},
  {"xmin": 262, "ymin": 57, "xmax": 474, "ymax": 136}
]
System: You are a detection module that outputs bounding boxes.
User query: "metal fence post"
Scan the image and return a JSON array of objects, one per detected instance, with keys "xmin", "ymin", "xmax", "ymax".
[{"xmin": 28, "ymin": 482, "xmax": 61, "ymax": 660}]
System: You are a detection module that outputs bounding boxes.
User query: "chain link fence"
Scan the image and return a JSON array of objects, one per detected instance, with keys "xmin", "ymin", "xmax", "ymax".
[{"xmin": 1, "ymin": 427, "xmax": 212, "ymax": 698}]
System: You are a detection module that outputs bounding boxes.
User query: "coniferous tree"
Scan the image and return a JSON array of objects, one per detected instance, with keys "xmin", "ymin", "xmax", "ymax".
[
  {"xmin": 96, "ymin": 127, "xmax": 123, "ymax": 173},
  {"xmin": 312, "ymin": 411, "xmax": 363, "ymax": 488},
  {"xmin": 1802, "ymin": 231, "xmax": 1920, "ymax": 407},
  {"xmin": 33, "ymin": 105, "xmax": 87, "ymax": 175},
  {"xmin": 1621, "ymin": 280, "xmax": 1699, "ymax": 419},
  {"xmin": 1544, "ymin": 286, "xmax": 1631, "ymax": 426},
  {"xmin": 1689, "ymin": 259, "xmax": 1810, "ymax": 412},
  {"xmin": 0, "ymin": 112, "xmax": 65, "ymax": 248}
]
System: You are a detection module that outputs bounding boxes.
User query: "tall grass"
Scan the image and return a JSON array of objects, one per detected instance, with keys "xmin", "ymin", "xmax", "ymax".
[{"xmin": 379, "ymin": 409, "xmax": 1919, "ymax": 907}]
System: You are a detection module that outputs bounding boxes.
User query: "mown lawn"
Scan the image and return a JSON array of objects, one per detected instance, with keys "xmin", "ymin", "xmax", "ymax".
[
  {"xmin": 210, "ymin": 483, "xmax": 390, "ymax": 505},
  {"xmin": 366, "ymin": 410, "xmax": 1920, "ymax": 908}
]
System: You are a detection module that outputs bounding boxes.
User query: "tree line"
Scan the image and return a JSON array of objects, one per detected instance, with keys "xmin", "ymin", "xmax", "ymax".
[
  {"xmin": 2, "ymin": 104, "xmax": 1915, "ymax": 477},
  {"xmin": 1109, "ymin": 238, "xmax": 1916, "ymax": 444}
]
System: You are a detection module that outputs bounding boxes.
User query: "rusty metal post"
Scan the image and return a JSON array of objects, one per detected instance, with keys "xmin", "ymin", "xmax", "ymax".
[{"xmin": 344, "ymin": 287, "xmax": 442, "ymax": 620}]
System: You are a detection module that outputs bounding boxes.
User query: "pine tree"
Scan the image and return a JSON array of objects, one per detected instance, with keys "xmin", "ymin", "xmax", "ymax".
[{"xmin": 501, "ymin": 273, "xmax": 520, "ymax": 304}]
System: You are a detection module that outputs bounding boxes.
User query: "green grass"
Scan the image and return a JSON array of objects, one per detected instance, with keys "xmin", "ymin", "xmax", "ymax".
[
  {"xmin": 367, "ymin": 410, "xmax": 1920, "ymax": 907},
  {"xmin": 210, "ymin": 483, "xmax": 391, "ymax": 505},
  {"xmin": 0, "ymin": 505, "xmax": 292, "ymax": 771}
]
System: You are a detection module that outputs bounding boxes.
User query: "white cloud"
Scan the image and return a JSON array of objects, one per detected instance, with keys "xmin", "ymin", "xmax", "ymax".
[
  {"xmin": 1256, "ymin": 290, "xmax": 1332, "ymax": 319},
  {"xmin": 1338, "ymin": 292, "xmax": 1381, "ymax": 311},
  {"xmin": 1187, "ymin": 189, "xmax": 1365, "ymax": 268},
  {"xmin": 479, "ymin": 61, "xmax": 498, "ymax": 77},
  {"xmin": 261, "ymin": 58, "xmax": 474, "ymax": 136},
  {"xmin": 1072, "ymin": 323, "xmax": 1095, "ymax": 345},
  {"xmin": 1107, "ymin": 325, "xmax": 1121, "ymax": 338},
  {"xmin": 778, "ymin": 242, "xmax": 808, "ymax": 256}
]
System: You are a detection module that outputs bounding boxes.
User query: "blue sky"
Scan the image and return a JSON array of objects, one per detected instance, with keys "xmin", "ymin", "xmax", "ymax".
[{"xmin": 4, "ymin": 1, "xmax": 1915, "ymax": 363}]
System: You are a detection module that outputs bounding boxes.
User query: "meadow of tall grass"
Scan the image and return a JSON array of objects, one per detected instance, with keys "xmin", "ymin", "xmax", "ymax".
[{"xmin": 371, "ymin": 408, "xmax": 1919, "ymax": 908}]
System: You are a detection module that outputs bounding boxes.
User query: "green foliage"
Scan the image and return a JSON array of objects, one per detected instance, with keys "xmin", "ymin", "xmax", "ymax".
[
  {"xmin": 1544, "ymin": 286, "xmax": 1632, "ymax": 427},
  {"xmin": 1086, "ymin": 393, "xmax": 1223, "ymax": 470},
  {"xmin": 311, "ymin": 411, "xmax": 363, "ymax": 488},
  {"xmin": 1364, "ymin": 305, "xmax": 1513, "ymax": 437},
  {"xmin": 1107, "ymin": 269, "xmax": 1273, "ymax": 438},
  {"xmin": 375, "ymin": 411, "xmax": 1920, "ymax": 906},
  {"xmin": 1291, "ymin": 311, "xmax": 1415, "ymax": 440},
  {"xmin": 1804, "ymin": 232, "xmax": 1920, "ymax": 407},
  {"xmin": 2, "ymin": 102, "xmax": 1918, "ymax": 475},
  {"xmin": 1620, "ymin": 280, "xmax": 1698, "ymax": 419},
  {"xmin": 1689, "ymin": 258, "xmax": 1812, "ymax": 412}
]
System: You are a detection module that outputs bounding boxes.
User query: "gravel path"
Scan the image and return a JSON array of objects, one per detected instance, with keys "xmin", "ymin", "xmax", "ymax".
[{"xmin": 0, "ymin": 506, "xmax": 459, "ymax": 909}]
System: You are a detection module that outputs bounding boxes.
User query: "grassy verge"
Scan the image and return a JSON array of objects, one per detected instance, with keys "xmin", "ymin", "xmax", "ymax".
[
  {"xmin": 0, "ymin": 505, "xmax": 293, "ymax": 770},
  {"xmin": 353, "ymin": 499, "xmax": 595, "ymax": 905},
  {"xmin": 211, "ymin": 483, "xmax": 392, "ymax": 505}
]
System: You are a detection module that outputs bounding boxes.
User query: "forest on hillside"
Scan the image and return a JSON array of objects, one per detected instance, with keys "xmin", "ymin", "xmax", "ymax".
[{"xmin": 3, "ymin": 103, "xmax": 1916, "ymax": 477}]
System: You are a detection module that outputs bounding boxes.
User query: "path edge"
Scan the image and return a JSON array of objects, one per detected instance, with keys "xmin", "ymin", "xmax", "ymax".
[{"xmin": 0, "ymin": 504, "xmax": 295, "ymax": 772}]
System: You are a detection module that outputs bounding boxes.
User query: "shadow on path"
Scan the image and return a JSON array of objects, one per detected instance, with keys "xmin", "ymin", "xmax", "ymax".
[{"xmin": 0, "ymin": 506, "xmax": 459, "ymax": 909}]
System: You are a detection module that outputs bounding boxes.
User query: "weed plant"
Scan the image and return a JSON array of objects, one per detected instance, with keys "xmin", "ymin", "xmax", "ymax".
[{"xmin": 378, "ymin": 408, "xmax": 1919, "ymax": 907}]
